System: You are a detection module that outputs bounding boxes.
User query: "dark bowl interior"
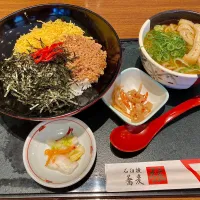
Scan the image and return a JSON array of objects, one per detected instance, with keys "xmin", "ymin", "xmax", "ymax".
[
  {"xmin": 149, "ymin": 10, "xmax": 200, "ymax": 28},
  {"xmin": 0, "ymin": 4, "xmax": 122, "ymax": 120}
]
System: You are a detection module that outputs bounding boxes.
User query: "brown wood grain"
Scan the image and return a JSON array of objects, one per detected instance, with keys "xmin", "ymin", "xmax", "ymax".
[
  {"xmin": 1, "ymin": 198, "xmax": 200, "ymax": 200},
  {"xmin": 0, "ymin": 0, "xmax": 200, "ymax": 199},
  {"xmin": 1, "ymin": 0, "xmax": 200, "ymax": 39}
]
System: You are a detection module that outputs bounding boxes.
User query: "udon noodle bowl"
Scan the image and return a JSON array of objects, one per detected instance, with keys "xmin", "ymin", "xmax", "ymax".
[{"xmin": 144, "ymin": 19, "xmax": 200, "ymax": 74}]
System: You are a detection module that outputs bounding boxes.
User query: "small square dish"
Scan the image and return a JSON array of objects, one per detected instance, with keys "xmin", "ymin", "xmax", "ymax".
[{"xmin": 102, "ymin": 68, "xmax": 169, "ymax": 126}]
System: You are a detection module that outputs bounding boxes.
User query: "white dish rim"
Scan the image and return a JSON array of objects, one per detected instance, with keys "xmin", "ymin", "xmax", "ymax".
[{"xmin": 22, "ymin": 116, "xmax": 97, "ymax": 188}]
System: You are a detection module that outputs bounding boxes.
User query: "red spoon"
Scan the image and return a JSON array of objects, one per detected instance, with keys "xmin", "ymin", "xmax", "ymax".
[{"xmin": 110, "ymin": 96, "xmax": 200, "ymax": 152}]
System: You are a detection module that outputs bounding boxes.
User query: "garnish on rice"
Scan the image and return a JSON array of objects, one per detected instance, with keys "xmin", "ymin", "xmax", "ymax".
[
  {"xmin": 31, "ymin": 42, "xmax": 64, "ymax": 64},
  {"xmin": 0, "ymin": 45, "xmax": 77, "ymax": 113},
  {"xmin": 14, "ymin": 19, "xmax": 84, "ymax": 54}
]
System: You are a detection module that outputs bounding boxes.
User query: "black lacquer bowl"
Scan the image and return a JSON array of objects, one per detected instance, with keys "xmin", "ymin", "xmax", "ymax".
[{"xmin": 0, "ymin": 4, "xmax": 122, "ymax": 120}]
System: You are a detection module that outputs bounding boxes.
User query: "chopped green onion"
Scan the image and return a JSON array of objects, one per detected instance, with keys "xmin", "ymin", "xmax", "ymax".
[
  {"xmin": 167, "ymin": 43, "xmax": 175, "ymax": 51},
  {"xmin": 171, "ymin": 50, "xmax": 180, "ymax": 57},
  {"xmin": 144, "ymin": 28, "xmax": 187, "ymax": 63},
  {"xmin": 156, "ymin": 55, "xmax": 162, "ymax": 62},
  {"xmin": 154, "ymin": 25, "xmax": 164, "ymax": 32},
  {"xmin": 162, "ymin": 54, "xmax": 170, "ymax": 61},
  {"xmin": 147, "ymin": 34, "xmax": 153, "ymax": 39},
  {"xmin": 175, "ymin": 43, "xmax": 184, "ymax": 49}
]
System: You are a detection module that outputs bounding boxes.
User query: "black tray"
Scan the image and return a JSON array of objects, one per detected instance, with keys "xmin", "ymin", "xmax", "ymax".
[{"xmin": 1, "ymin": 39, "xmax": 200, "ymax": 198}]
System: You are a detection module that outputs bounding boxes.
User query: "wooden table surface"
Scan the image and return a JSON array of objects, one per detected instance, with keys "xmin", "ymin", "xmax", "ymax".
[
  {"xmin": 1, "ymin": 0, "xmax": 200, "ymax": 39},
  {"xmin": 1, "ymin": 0, "xmax": 200, "ymax": 199}
]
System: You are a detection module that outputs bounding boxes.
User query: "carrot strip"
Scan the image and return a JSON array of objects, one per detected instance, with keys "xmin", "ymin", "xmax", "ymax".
[
  {"xmin": 44, "ymin": 146, "xmax": 75, "ymax": 166},
  {"xmin": 112, "ymin": 84, "xmax": 152, "ymax": 123},
  {"xmin": 112, "ymin": 104, "xmax": 131, "ymax": 118},
  {"xmin": 138, "ymin": 83, "xmax": 142, "ymax": 93},
  {"xmin": 55, "ymin": 146, "xmax": 75, "ymax": 154},
  {"xmin": 45, "ymin": 154, "xmax": 54, "ymax": 166},
  {"xmin": 120, "ymin": 90, "xmax": 130, "ymax": 109}
]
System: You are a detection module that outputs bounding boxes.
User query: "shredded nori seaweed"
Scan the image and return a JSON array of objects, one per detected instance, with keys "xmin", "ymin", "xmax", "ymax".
[{"xmin": 0, "ymin": 52, "xmax": 77, "ymax": 113}]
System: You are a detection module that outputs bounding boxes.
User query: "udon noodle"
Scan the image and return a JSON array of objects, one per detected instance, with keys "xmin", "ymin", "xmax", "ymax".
[{"xmin": 144, "ymin": 19, "xmax": 200, "ymax": 74}]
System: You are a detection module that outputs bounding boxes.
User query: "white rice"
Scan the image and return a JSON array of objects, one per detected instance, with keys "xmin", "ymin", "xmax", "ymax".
[{"xmin": 70, "ymin": 79, "xmax": 92, "ymax": 97}]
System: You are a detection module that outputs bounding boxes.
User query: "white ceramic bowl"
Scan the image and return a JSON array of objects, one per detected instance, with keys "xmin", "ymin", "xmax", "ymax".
[
  {"xmin": 139, "ymin": 10, "xmax": 200, "ymax": 89},
  {"xmin": 102, "ymin": 68, "xmax": 169, "ymax": 126},
  {"xmin": 23, "ymin": 117, "xmax": 96, "ymax": 188}
]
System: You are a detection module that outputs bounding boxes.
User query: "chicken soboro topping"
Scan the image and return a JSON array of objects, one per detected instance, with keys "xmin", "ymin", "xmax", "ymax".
[{"xmin": 63, "ymin": 35, "xmax": 107, "ymax": 83}]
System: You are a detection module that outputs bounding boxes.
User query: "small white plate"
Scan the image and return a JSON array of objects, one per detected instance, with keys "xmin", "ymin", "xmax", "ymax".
[
  {"xmin": 102, "ymin": 68, "xmax": 169, "ymax": 126},
  {"xmin": 23, "ymin": 117, "xmax": 96, "ymax": 188}
]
